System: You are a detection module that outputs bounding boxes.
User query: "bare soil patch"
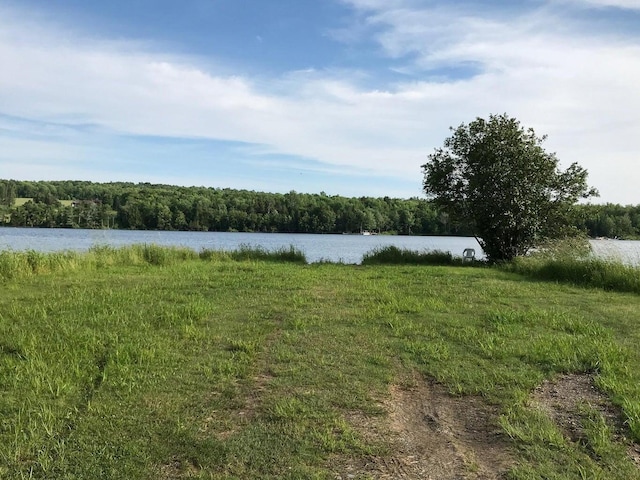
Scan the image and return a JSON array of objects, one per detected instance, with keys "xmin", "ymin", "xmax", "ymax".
[
  {"xmin": 334, "ymin": 375, "xmax": 513, "ymax": 479},
  {"xmin": 158, "ymin": 457, "xmax": 201, "ymax": 479},
  {"xmin": 531, "ymin": 373, "xmax": 640, "ymax": 466}
]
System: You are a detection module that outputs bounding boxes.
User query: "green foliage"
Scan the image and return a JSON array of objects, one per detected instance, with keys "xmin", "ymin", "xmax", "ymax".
[
  {"xmin": 0, "ymin": 179, "xmax": 463, "ymax": 235},
  {"xmin": 574, "ymin": 203, "xmax": 640, "ymax": 239},
  {"xmin": 422, "ymin": 114, "xmax": 598, "ymax": 262},
  {"xmin": 0, "ymin": 181, "xmax": 17, "ymax": 206},
  {"xmin": 4, "ymin": 179, "xmax": 638, "ymax": 239},
  {"xmin": 361, "ymin": 245, "xmax": 463, "ymax": 266}
]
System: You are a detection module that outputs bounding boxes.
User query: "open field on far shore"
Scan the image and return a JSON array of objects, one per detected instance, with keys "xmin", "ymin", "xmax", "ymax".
[
  {"xmin": 11, "ymin": 198, "xmax": 33, "ymax": 207},
  {"xmin": 1, "ymin": 246, "xmax": 640, "ymax": 479}
]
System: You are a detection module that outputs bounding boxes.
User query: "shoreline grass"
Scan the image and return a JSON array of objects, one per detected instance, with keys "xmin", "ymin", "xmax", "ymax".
[
  {"xmin": 1, "ymin": 247, "xmax": 640, "ymax": 478},
  {"xmin": 361, "ymin": 245, "xmax": 474, "ymax": 266},
  {"xmin": 505, "ymin": 255, "xmax": 640, "ymax": 295},
  {"xmin": 0, "ymin": 244, "xmax": 308, "ymax": 282}
]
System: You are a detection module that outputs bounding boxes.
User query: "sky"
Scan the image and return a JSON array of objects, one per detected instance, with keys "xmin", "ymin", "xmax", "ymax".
[{"xmin": 0, "ymin": 0, "xmax": 639, "ymax": 203}]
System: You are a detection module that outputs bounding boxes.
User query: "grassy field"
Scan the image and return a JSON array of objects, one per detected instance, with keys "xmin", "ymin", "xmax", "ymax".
[
  {"xmin": 12, "ymin": 198, "xmax": 34, "ymax": 207},
  {"xmin": 1, "ymin": 247, "xmax": 640, "ymax": 479},
  {"xmin": 9, "ymin": 198, "xmax": 74, "ymax": 207}
]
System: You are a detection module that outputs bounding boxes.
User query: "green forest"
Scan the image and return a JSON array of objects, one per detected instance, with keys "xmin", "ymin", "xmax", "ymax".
[{"xmin": 1, "ymin": 179, "xmax": 639, "ymax": 238}]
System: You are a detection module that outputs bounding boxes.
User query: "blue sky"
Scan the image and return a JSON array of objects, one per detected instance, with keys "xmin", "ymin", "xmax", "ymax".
[{"xmin": 1, "ymin": 0, "xmax": 639, "ymax": 203}]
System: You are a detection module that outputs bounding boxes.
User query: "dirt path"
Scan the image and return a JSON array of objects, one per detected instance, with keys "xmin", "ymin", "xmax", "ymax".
[
  {"xmin": 333, "ymin": 373, "xmax": 640, "ymax": 479},
  {"xmin": 532, "ymin": 373, "xmax": 640, "ymax": 467},
  {"xmin": 334, "ymin": 377, "xmax": 513, "ymax": 479},
  {"xmin": 160, "ymin": 371, "xmax": 640, "ymax": 478}
]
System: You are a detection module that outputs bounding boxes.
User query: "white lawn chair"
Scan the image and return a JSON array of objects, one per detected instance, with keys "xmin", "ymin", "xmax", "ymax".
[{"xmin": 462, "ymin": 248, "xmax": 475, "ymax": 262}]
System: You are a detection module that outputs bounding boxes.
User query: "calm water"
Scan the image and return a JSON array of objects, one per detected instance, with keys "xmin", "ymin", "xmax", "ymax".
[
  {"xmin": 0, "ymin": 227, "xmax": 483, "ymax": 264},
  {"xmin": 1, "ymin": 227, "xmax": 639, "ymax": 265},
  {"xmin": 588, "ymin": 239, "xmax": 640, "ymax": 266}
]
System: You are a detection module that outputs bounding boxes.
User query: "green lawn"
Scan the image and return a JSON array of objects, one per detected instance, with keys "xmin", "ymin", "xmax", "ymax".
[{"xmin": 1, "ymin": 249, "xmax": 639, "ymax": 479}]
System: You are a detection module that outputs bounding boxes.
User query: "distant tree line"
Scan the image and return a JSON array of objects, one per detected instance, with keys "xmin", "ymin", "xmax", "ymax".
[
  {"xmin": 0, "ymin": 180, "xmax": 468, "ymax": 235},
  {"xmin": 572, "ymin": 204, "xmax": 640, "ymax": 239},
  {"xmin": 0, "ymin": 180, "xmax": 638, "ymax": 238}
]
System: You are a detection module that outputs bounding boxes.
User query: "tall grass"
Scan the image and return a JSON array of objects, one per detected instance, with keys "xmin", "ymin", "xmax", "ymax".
[
  {"xmin": 506, "ymin": 256, "xmax": 640, "ymax": 294},
  {"xmin": 0, "ymin": 244, "xmax": 308, "ymax": 281},
  {"xmin": 502, "ymin": 237, "xmax": 638, "ymax": 294},
  {"xmin": 199, "ymin": 244, "xmax": 307, "ymax": 263},
  {"xmin": 0, "ymin": 250, "xmax": 82, "ymax": 280},
  {"xmin": 89, "ymin": 244, "xmax": 198, "ymax": 267},
  {"xmin": 2, "ymin": 248, "xmax": 640, "ymax": 478},
  {"xmin": 226, "ymin": 244, "xmax": 307, "ymax": 264},
  {"xmin": 361, "ymin": 245, "xmax": 468, "ymax": 266}
]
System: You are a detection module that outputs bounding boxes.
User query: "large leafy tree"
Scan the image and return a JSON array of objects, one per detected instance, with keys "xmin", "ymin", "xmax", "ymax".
[{"xmin": 422, "ymin": 114, "xmax": 598, "ymax": 262}]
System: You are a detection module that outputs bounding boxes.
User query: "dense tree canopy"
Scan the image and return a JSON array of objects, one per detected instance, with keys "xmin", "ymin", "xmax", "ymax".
[
  {"xmin": 0, "ymin": 180, "xmax": 468, "ymax": 236},
  {"xmin": 422, "ymin": 114, "xmax": 598, "ymax": 262},
  {"xmin": 1, "ymin": 178, "xmax": 636, "ymax": 244}
]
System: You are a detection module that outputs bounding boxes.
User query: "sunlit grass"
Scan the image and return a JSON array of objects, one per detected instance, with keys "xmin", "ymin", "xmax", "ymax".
[
  {"xmin": 0, "ymin": 244, "xmax": 307, "ymax": 282},
  {"xmin": 1, "ymin": 247, "xmax": 640, "ymax": 478}
]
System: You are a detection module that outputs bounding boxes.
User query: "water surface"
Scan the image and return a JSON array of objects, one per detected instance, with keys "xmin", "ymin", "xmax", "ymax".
[
  {"xmin": 0, "ymin": 228, "xmax": 483, "ymax": 264},
  {"xmin": 2, "ymin": 227, "xmax": 639, "ymax": 265}
]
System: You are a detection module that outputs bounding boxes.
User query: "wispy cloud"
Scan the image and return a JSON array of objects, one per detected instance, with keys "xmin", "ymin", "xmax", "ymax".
[
  {"xmin": 0, "ymin": 2, "xmax": 639, "ymax": 202},
  {"xmin": 335, "ymin": 0, "xmax": 640, "ymax": 202},
  {"xmin": 564, "ymin": 0, "xmax": 640, "ymax": 9}
]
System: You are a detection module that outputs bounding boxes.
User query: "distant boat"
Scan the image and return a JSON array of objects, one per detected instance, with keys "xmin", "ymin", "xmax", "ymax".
[{"xmin": 342, "ymin": 230, "xmax": 377, "ymax": 235}]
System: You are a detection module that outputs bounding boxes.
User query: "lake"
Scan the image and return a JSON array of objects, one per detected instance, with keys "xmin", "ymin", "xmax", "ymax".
[
  {"xmin": 0, "ymin": 228, "xmax": 483, "ymax": 264},
  {"xmin": 1, "ymin": 227, "xmax": 639, "ymax": 265}
]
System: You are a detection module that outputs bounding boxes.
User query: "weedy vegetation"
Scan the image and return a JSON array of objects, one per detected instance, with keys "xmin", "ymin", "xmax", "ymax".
[
  {"xmin": 1, "ymin": 245, "xmax": 639, "ymax": 479},
  {"xmin": 506, "ymin": 256, "xmax": 640, "ymax": 294},
  {"xmin": 361, "ymin": 245, "xmax": 464, "ymax": 266}
]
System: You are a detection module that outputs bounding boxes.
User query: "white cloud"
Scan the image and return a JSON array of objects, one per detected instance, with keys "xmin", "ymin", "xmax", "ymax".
[
  {"xmin": 336, "ymin": 0, "xmax": 640, "ymax": 203},
  {"xmin": 564, "ymin": 0, "xmax": 640, "ymax": 9},
  {"xmin": 1, "ymin": 3, "xmax": 639, "ymax": 203}
]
